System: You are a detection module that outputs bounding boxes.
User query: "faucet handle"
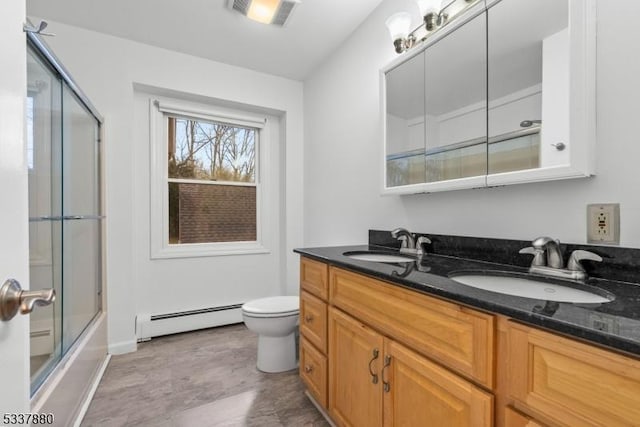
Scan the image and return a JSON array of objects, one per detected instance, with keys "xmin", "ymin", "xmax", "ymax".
[
  {"xmin": 519, "ymin": 246, "xmax": 546, "ymax": 266},
  {"xmin": 416, "ymin": 236, "xmax": 431, "ymax": 246},
  {"xmin": 415, "ymin": 236, "xmax": 431, "ymax": 256},
  {"xmin": 397, "ymin": 235, "xmax": 408, "ymax": 249},
  {"xmin": 567, "ymin": 250, "xmax": 603, "ymax": 272}
]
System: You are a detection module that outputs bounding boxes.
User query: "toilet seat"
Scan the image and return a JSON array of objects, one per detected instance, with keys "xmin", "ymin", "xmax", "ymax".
[{"xmin": 242, "ymin": 296, "xmax": 299, "ymax": 318}]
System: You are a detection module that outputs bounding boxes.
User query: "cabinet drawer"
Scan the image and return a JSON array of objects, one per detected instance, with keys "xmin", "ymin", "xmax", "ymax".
[
  {"xmin": 330, "ymin": 267, "xmax": 494, "ymax": 388},
  {"xmin": 300, "ymin": 336, "xmax": 328, "ymax": 409},
  {"xmin": 300, "ymin": 257, "xmax": 328, "ymax": 300},
  {"xmin": 300, "ymin": 291, "xmax": 327, "ymax": 353},
  {"xmin": 504, "ymin": 407, "xmax": 545, "ymax": 427},
  {"xmin": 508, "ymin": 321, "xmax": 640, "ymax": 427}
]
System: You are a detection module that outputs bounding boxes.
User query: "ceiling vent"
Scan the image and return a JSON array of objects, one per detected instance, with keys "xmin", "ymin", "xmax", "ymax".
[{"xmin": 228, "ymin": 0, "xmax": 301, "ymax": 26}]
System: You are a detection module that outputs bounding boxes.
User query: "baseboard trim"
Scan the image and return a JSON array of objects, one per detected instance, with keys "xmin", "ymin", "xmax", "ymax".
[
  {"xmin": 137, "ymin": 306, "xmax": 243, "ymax": 340},
  {"xmin": 108, "ymin": 339, "xmax": 137, "ymax": 355}
]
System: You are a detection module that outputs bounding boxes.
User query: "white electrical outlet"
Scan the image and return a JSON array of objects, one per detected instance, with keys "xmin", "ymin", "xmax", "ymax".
[{"xmin": 587, "ymin": 203, "xmax": 620, "ymax": 244}]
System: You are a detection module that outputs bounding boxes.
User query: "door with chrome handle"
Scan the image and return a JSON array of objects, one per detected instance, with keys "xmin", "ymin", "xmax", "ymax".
[
  {"xmin": 368, "ymin": 348, "xmax": 380, "ymax": 384},
  {"xmin": 0, "ymin": 279, "xmax": 56, "ymax": 321},
  {"xmin": 382, "ymin": 355, "xmax": 392, "ymax": 392}
]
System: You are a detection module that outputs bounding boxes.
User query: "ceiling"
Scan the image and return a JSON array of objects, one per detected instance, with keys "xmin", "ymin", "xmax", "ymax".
[{"xmin": 27, "ymin": 0, "xmax": 385, "ymax": 81}]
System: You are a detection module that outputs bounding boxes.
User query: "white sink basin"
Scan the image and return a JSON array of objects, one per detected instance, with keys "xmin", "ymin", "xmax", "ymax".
[
  {"xmin": 449, "ymin": 274, "xmax": 614, "ymax": 304},
  {"xmin": 343, "ymin": 251, "xmax": 414, "ymax": 263}
]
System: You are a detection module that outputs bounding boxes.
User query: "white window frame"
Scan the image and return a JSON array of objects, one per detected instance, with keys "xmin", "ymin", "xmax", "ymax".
[{"xmin": 149, "ymin": 98, "xmax": 270, "ymax": 259}]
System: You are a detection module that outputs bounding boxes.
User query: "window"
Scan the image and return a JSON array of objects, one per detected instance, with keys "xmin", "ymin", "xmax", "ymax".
[
  {"xmin": 168, "ymin": 116, "xmax": 258, "ymax": 244},
  {"xmin": 150, "ymin": 98, "xmax": 269, "ymax": 258}
]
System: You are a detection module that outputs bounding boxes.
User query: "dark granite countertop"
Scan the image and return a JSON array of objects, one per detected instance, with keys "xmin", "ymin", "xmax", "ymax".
[{"xmin": 294, "ymin": 244, "xmax": 640, "ymax": 357}]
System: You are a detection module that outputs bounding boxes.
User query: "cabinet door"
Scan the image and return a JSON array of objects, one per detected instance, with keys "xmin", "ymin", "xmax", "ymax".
[
  {"xmin": 383, "ymin": 339, "xmax": 493, "ymax": 427},
  {"xmin": 485, "ymin": 0, "xmax": 596, "ymax": 186},
  {"xmin": 508, "ymin": 321, "xmax": 640, "ymax": 427},
  {"xmin": 385, "ymin": 51, "xmax": 426, "ymax": 189},
  {"xmin": 329, "ymin": 307, "xmax": 383, "ymax": 427}
]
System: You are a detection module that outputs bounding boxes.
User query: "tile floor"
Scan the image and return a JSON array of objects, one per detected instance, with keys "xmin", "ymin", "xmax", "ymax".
[{"xmin": 81, "ymin": 324, "xmax": 329, "ymax": 427}]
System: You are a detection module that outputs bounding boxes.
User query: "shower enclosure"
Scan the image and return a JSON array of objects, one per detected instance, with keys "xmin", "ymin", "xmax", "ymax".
[{"xmin": 26, "ymin": 34, "xmax": 103, "ymax": 396}]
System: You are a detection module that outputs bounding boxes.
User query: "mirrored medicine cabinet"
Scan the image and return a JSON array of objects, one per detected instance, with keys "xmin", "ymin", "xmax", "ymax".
[{"xmin": 382, "ymin": 0, "xmax": 596, "ymax": 195}]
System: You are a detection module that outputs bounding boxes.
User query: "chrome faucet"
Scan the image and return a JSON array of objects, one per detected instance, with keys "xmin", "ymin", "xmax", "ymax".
[
  {"xmin": 520, "ymin": 236, "xmax": 602, "ymax": 281},
  {"xmin": 532, "ymin": 236, "xmax": 564, "ymax": 268},
  {"xmin": 391, "ymin": 228, "xmax": 431, "ymax": 257},
  {"xmin": 391, "ymin": 228, "xmax": 415, "ymax": 251}
]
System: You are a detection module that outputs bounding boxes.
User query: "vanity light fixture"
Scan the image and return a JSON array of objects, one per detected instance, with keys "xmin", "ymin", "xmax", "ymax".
[
  {"xmin": 385, "ymin": 12, "xmax": 415, "ymax": 54},
  {"xmin": 386, "ymin": 0, "xmax": 478, "ymax": 54},
  {"xmin": 417, "ymin": 0, "xmax": 448, "ymax": 31},
  {"xmin": 228, "ymin": 0, "xmax": 301, "ymax": 26}
]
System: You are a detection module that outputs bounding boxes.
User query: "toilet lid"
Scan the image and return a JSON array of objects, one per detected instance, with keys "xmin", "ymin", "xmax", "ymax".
[{"xmin": 242, "ymin": 296, "xmax": 299, "ymax": 316}]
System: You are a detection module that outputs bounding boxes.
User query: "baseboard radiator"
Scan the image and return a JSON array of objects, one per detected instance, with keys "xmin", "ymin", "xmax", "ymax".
[{"xmin": 136, "ymin": 304, "xmax": 244, "ymax": 341}]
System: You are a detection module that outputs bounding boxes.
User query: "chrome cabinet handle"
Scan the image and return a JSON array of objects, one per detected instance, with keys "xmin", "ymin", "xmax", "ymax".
[
  {"xmin": 0, "ymin": 279, "xmax": 56, "ymax": 321},
  {"xmin": 382, "ymin": 355, "xmax": 392, "ymax": 393},
  {"xmin": 368, "ymin": 348, "xmax": 380, "ymax": 384}
]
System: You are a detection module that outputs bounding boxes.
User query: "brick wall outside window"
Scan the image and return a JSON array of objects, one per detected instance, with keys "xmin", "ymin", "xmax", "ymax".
[{"xmin": 169, "ymin": 183, "xmax": 256, "ymax": 244}]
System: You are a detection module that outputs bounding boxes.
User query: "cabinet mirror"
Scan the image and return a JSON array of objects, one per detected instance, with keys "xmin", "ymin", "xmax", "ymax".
[
  {"xmin": 487, "ymin": 0, "xmax": 570, "ymax": 179},
  {"xmin": 385, "ymin": 52, "xmax": 426, "ymax": 188},
  {"xmin": 424, "ymin": 12, "xmax": 486, "ymax": 185},
  {"xmin": 385, "ymin": 8, "xmax": 487, "ymax": 191},
  {"xmin": 382, "ymin": 0, "xmax": 595, "ymax": 194}
]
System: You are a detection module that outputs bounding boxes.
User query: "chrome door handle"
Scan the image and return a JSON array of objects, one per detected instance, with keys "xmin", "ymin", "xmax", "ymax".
[
  {"xmin": 368, "ymin": 348, "xmax": 380, "ymax": 384},
  {"xmin": 0, "ymin": 279, "xmax": 56, "ymax": 321},
  {"xmin": 382, "ymin": 355, "xmax": 392, "ymax": 393}
]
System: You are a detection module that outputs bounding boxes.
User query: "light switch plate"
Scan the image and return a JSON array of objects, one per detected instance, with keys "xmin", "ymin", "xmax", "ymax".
[{"xmin": 587, "ymin": 203, "xmax": 620, "ymax": 245}]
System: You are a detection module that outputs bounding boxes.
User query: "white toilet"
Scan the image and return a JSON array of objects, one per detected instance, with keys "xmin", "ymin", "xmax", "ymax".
[{"xmin": 242, "ymin": 296, "xmax": 299, "ymax": 373}]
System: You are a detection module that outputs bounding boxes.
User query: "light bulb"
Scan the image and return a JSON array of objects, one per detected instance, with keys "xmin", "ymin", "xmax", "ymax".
[
  {"xmin": 385, "ymin": 12, "xmax": 412, "ymax": 43},
  {"xmin": 415, "ymin": 0, "xmax": 442, "ymax": 16},
  {"xmin": 247, "ymin": 0, "xmax": 281, "ymax": 24}
]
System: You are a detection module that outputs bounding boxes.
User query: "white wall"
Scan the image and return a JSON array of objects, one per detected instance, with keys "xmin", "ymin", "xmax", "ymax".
[
  {"xmin": 36, "ymin": 21, "xmax": 304, "ymax": 353},
  {"xmin": 303, "ymin": 0, "xmax": 640, "ymax": 248}
]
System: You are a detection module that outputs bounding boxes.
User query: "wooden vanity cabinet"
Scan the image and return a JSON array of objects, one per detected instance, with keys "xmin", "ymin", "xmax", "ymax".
[
  {"xmin": 324, "ymin": 265, "xmax": 494, "ymax": 427},
  {"xmin": 328, "ymin": 307, "xmax": 492, "ymax": 427},
  {"xmin": 298, "ymin": 257, "xmax": 640, "ymax": 427},
  {"xmin": 299, "ymin": 257, "xmax": 329, "ymax": 408},
  {"xmin": 329, "ymin": 266, "xmax": 495, "ymax": 388},
  {"xmin": 504, "ymin": 321, "xmax": 640, "ymax": 427}
]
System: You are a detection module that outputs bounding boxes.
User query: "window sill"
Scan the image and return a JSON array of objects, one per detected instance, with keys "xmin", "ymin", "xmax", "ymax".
[{"xmin": 150, "ymin": 242, "xmax": 270, "ymax": 259}]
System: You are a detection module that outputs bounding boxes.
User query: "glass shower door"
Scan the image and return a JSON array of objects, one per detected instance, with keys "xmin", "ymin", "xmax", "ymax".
[
  {"xmin": 61, "ymin": 85, "xmax": 102, "ymax": 353},
  {"xmin": 27, "ymin": 43, "xmax": 102, "ymax": 395},
  {"xmin": 27, "ymin": 46, "xmax": 64, "ymax": 392}
]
